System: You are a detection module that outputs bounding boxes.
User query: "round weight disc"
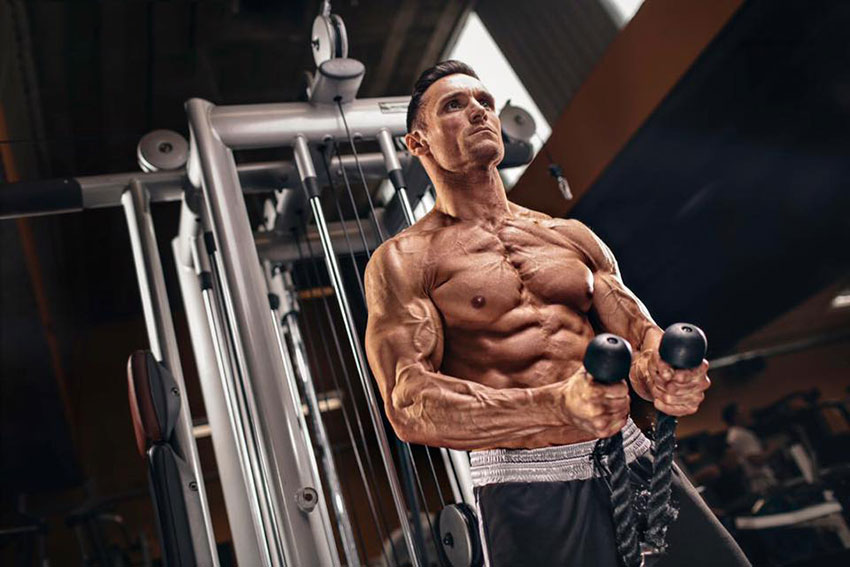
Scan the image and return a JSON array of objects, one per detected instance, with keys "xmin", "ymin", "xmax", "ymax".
[
  {"xmin": 499, "ymin": 103, "xmax": 537, "ymax": 142},
  {"xmin": 438, "ymin": 504, "xmax": 482, "ymax": 567},
  {"xmin": 311, "ymin": 14, "xmax": 336, "ymax": 67},
  {"xmin": 137, "ymin": 130, "xmax": 188, "ymax": 172}
]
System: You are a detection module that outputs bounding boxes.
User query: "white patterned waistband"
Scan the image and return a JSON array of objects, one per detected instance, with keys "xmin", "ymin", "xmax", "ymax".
[{"xmin": 469, "ymin": 418, "xmax": 650, "ymax": 487}]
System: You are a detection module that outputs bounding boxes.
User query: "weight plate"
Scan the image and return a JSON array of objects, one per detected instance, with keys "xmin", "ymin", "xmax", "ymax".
[
  {"xmin": 438, "ymin": 503, "xmax": 483, "ymax": 567},
  {"xmin": 137, "ymin": 130, "xmax": 188, "ymax": 172}
]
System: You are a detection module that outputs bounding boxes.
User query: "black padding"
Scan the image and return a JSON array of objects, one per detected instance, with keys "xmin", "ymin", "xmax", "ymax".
[
  {"xmin": 147, "ymin": 445, "xmax": 197, "ymax": 567},
  {"xmin": 303, "ymin": 175, "xmax": 321, "ymax": 199},
  {"xmin": 388, "ymin": 168, "xmax": 405, "ymax": 191},
  {"xmin": 199, "ymin": 271, "xmax": 213, "ymax": 291},
  {"xmin": 130, "ymin": 351, "xmax": 181, "ymax": 444},
  {"xmin": 0, "ymin": 178, "xmax": 83, "ymax": 219},
  {"xmin": 203, "ymin": 231, "xmax": 216, "ymax": 254}
]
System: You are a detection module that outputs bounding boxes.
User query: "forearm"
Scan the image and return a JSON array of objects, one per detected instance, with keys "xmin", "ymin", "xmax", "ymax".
[
  {"xmin": 388, "ymin": 366, "xmax": 570, "ymax": 450},
  {"xmin": 593, "ymin": 272, "xmax": 663, "ymax": 398}
]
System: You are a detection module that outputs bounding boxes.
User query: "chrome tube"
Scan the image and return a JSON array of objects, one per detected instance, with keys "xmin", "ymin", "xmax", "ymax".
[
  {"xmin": 275, "ymin": 267, "xmax": 362, "ymax": 567},
  {"xmin": 173, "ymin": 198, "xmax": 267, "ymax": 566},
  {"xmin": 121, "ymin": 180, "xmax": 219, "ymax": 566},
  {"xmin": 187, "ymin": 98, "xmax": 335, "ymax": 566},
  {"xmin": 212, "ymin": 97, "xmax": 409, "ymax": 149}
]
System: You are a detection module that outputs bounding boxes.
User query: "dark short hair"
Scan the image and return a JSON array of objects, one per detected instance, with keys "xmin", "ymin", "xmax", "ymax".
[
  {"xmin": 722, "ymin": 403, "xmax": 739, "ymax": 425},
  {"xmin": 407, "ymin": 60, "xmax": 480, "ymax": 132}
]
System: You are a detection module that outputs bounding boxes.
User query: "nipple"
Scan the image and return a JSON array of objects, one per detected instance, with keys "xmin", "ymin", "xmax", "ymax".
[{"xmin": 471, "ymin": 295, "xmax": 486, "ymax": 309}]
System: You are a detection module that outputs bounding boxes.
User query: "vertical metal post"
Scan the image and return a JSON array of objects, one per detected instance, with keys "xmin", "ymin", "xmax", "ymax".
[
  {"xmin": 121, "ymin": 180, "xmax": 219, "ymax": 567},
  {"xmin": 186, "ymin": 98, "xmax": 335, "ymax": 567},
  {"xmin": 293, "ymin": 134, "xmax": 422, "ymax": 567},
  {"xmin": 172, "ymin": 197, "xmax": 266, "ymax": 566},
  {"xmin": 377, "ymin": 129, "xmax": 476, "ymax": 506},
  {"xmin": 265, "ymin": 262, "xmax": 341, "ymax": 566},
  {"xmin": 272, "ymin": 267, "xmax": 362, "ymax": 567}
]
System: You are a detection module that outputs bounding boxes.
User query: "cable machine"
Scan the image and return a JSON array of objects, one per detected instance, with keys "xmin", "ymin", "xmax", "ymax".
[{"xmin": 0, "ymin": 4, "xmax": 540, "ymax": 565}]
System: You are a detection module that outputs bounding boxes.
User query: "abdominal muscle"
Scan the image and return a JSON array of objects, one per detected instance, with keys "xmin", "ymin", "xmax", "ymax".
[{"xmin": 439, "ymin": 304, "xmax": 603, "ymax": 447}]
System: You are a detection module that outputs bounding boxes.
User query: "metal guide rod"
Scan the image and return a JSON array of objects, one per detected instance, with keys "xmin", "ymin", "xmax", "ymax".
[
  {"xmin": 187, "ymin": 98, "xmax": 335, "ymax": 566},
  {"xmin": 270, "ymin": 266, "xmax": 362, "ymax": 567},
  {"xmin": 197, "ymin": 234, "xmax": 283, "ymax": 567},
  {"xmin": 120, "ymin": 180, "xmax": 219, "ymax": 567},
  {"xmin": 288, "ymin": 237, "xmax": 400, "ymax": 567},
  {"xmin": 255, "ymin": 213, "xmax": 384, "ymax": 263},
  {"xmin": 293, "ymin": 135, "xmax": 423, "ymax": 567},
  {"xmin": 172, "ymin": 198, "xmax": 268, "ymax": 567},
  {"xmin": 265, "ymin": 262, "xmax": 341, "ymax": 566},
  {"xmin": 376, "ymin": 130, "xmax": 476, "ymax": 507},
  {"xmin": 212, "ymin": 97, "xmax": 409, "ymax": 149}
]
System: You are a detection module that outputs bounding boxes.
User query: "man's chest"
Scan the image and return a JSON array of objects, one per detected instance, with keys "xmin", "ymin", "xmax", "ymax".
[{"xmin": 427, "ymin": 219, "xmax": 595, "ymax": 331}]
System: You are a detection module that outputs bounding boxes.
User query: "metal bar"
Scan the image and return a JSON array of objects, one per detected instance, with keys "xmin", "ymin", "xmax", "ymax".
[
  {"xmin": 172, "ymin": 197, "xmax": 267, "ymax": 566},
  {"xmin": 198, "ymin": 234, "xmax": 281, "ymax": 567},
  {"xmin": 292, "ymin": 135, "xmax": 422, "ymax": 567},
  {"xmin": 254, "ymin": 212, "xmax": 385, "ymax": 263},
  {"xmin": 266, "ymin": 289, "xmax": 342, "ymax": 566},
  {"xmin": 0, "ymin": 153, "xmax": 407, "ymax": 220},
  {"xmin": 120, "ymin": 180, "xmax": 219, "ymax": 567},
  {"xmin": 187, "ymin": 97, "xmax": 335, "ymax": 566},
  {"xmin": 212, "ymin": 97, "xmax": 409, "ymax": 149},
  {"xmin": 272, "ymin": 267, "xmax": 362, "ymax": 567}
]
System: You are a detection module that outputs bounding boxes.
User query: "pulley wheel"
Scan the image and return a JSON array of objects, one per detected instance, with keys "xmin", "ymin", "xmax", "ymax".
[
  {"xmin": 311, "ymin": 13, "xmax": 348, "ymax": 67},
  {"xmin": 437, "ymin": 503, "xmax": 483, "ymax": 567}
]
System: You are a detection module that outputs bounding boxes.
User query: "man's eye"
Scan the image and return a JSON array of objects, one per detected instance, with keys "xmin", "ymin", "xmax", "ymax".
[
  {"xmin": 446, "ymin": 100, "xmax": 460, "ymax": 110},
  {"xmin": 480, "ymin": 99, "xmax": 492, "ymax": 109}
]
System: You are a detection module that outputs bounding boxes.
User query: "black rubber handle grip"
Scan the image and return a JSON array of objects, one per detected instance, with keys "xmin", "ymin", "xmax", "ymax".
[{"xmin": 0, "ymin": 178, "xmax": 83, "ymax": 219}]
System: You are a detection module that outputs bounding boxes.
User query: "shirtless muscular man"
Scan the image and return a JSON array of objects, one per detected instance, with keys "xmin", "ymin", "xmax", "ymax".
[{"xmin": 364, "ymin": 61, "xmax": 749, "ymax": 567}]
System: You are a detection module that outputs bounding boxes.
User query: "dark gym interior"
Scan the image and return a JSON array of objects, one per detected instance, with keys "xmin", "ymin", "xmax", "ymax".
[{"xmin": 2, "ymin": 1, "xmax": 849, "ymax": 566}]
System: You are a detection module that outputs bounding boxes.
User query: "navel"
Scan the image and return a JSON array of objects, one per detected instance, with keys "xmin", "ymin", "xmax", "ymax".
[{"xmin": 471, "ymin": 295, "xmax": 486, "ymax": 309}]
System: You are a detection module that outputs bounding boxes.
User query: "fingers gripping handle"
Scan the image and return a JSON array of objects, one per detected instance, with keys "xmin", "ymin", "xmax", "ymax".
[
  {"xmin": 583, "ymin": 334, "xmax": 641, "ymax": 567},
  {"xmin": 647, "ymin": 323, "xmax": 707, "ymax": 553}
]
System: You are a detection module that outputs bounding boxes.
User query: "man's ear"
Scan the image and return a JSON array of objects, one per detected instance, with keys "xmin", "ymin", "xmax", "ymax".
[{"xmin": 404, "ymin": 131, "xmax": 430, "ymax": 158}]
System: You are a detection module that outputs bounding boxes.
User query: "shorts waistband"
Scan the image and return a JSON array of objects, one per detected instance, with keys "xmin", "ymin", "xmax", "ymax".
[{"xmin": 469, "ymin": 418, "xmax": 650, "ymax": 487}]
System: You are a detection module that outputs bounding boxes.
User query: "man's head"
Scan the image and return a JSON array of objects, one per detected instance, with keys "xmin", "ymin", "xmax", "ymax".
[{"xmin": 405, "ymin": 60, "xmax": 504, "ymax": 175}]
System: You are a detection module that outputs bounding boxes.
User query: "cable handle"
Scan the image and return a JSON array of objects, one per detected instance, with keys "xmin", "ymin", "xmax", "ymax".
[
  {"xmin": 646, "ymin": 323, "xmax": 707, "ymax": 553},
  {"xmin": 584, "ymin": 334, "xmax": 642, "ymax": 567}
]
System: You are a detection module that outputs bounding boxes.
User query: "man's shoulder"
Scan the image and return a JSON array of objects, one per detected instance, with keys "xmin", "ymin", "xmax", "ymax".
[{"xmin": 366, "ymin": 218, "xmax": 438, "ymax": 280}]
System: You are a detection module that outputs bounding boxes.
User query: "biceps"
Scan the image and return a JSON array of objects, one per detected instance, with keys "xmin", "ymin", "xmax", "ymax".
[
  {"xmin": 365, "ymin": 300, "xmax": 443, "ymax": 399},
  {"xmin": 591, "ymin": 271, "xmax": 656, "ymax": 337}
]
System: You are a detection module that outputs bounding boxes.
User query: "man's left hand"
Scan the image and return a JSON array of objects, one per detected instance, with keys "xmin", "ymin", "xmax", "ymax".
[{"xmin": 630, "ymin": 349, "xmax": 711, "ymax": 416}]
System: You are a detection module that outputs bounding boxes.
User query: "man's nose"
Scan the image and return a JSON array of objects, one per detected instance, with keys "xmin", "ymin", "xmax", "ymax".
[{"xmin": 468, "ymin": 100, "xmax": 487, "ymax": 122}]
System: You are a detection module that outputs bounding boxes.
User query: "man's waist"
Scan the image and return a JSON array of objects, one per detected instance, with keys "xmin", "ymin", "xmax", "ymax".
[{"xmin": 469, "ymin": 418, "xmax": 650, "ymax": 487}]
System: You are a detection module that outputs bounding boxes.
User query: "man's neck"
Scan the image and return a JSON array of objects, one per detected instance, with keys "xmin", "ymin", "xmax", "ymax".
[{"xmin": 431, "ymin": 165, "xmax": 513, "ymax": 223}]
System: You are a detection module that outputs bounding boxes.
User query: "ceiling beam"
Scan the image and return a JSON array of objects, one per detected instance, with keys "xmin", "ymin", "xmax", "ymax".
[{"xmin": 508, "ymin": 0, "xmax": 745, "ymax": 218}]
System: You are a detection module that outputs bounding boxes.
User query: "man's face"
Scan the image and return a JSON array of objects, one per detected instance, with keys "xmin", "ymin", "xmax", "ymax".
[{"xmin": 406, "ymin": 74, "xmax": 504, "ymax": 173}]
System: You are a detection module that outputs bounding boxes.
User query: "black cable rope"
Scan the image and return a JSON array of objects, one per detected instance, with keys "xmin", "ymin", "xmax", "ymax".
[
  {"xmin": 335, "ymin": 99, "xmax": 386, "ymax": 243},
  {"xmin": 405, "ymin": 443, "xmax": 443, "ymax": 557},
  {"xmin": 333, "ymin": 142, "xmax": 375, "ymax": 263},
  {"xmin": 277, "ymin": 303, "xmax": 371, "ymax": 566},
  {"xmin": 321, "ymin": 144, "xmax": 367, "ymax": 300},
  {"xmin": 291, "ymin": 228, "xmax": 401, "ymax": 567},
  {"xmin": 424, "ymin": 447, "xmax": 446, "ymax": 509}
]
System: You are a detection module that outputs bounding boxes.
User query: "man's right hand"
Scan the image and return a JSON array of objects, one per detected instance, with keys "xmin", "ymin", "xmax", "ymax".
[{"xmin": 561, "ymin": 368, "xmax": 630, "ymax": 438}]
